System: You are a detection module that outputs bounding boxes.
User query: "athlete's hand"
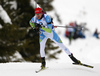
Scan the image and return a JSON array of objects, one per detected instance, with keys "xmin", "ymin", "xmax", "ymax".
[
  {"xmin": 35, "ymin": 23, "xmax": 42, "ymax": 28},
  {"xmin": 33, "ymin": 28, "xmax": 38, "ymax": 32},
  {"xmin": 33, "ymin": 28, "xmax": 39, "ymax": 34}
]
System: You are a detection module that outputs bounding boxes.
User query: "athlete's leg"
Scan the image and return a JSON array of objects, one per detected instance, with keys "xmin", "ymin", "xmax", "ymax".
[
  {"xmin": 51, "ymin": 30, "xmax": 81, "ymax": 64},
  {"xmin": 40, "ymin": 32, "xmax": 47, "ymax": 57},
  {"xmin": 51, "ymin": 30, "xmax": 71, "ymax": 55},
  {"xmin": 39, "ymin": 32, "xmax": 47, "ymax": 68}
]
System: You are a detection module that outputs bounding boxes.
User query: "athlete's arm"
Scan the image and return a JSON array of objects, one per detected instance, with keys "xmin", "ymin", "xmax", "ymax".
[
  {"xmin": 29, "ymin": 17, "xmax": 35, "ymax": 28},
  {"xmin": 41, "ymin": 15, "xmax": 52, "ymax": 33}
]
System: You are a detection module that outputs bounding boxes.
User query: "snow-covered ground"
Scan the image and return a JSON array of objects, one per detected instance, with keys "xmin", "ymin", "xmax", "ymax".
[
  {"xmin": 0, "ymin": 62, "xmax": 100, "ymax": 76},
  {"xmin": 0, "ymin": 0, "xmax": 100, "ymax": 76}
]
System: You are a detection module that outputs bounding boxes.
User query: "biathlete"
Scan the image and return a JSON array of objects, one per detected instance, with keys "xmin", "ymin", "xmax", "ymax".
[{"xmin": 29, "ymin": 8, "xmax": 81, "ymax": 69}]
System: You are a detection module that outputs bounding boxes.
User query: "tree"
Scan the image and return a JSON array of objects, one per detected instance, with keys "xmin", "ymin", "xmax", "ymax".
[
  {"xmin": 0, "ymin": 0, "xmax": 35, "ymax": 62},
  {"xmin": 35, "ymin": 0, "xmax": 54, "ymax": 11},
  {"xmin": 0, "ymin": 0, "xmax": 62, "ymax": 63}
]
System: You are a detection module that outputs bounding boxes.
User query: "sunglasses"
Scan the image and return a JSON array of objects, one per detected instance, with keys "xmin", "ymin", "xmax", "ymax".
[{"xmin": 35, "ymin": 13, "xmax": 42, "ymax": 15}]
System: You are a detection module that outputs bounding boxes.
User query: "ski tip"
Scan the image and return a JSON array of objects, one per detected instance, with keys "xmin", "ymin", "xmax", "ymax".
[
  {"xmin": 35, "ymin": 71, "xmax": 39, "ymax": 73},
  {"xmin": 89, "ymin": 66, "xmax": 94, "ymax": 68},
  {"xmin": 35, "ymin": 71, "xmax": 38, "ymax": 73},
  {"xmin": 72, "ymin": 63, "xmax": 78, "ymax": 64},
  {"xmin": 35, "ymin": 67, "xmax": 49, "ymax": 73},
  {"xmin": 72, "ymin": 63, "xmax": 94, "ymax": 68}
]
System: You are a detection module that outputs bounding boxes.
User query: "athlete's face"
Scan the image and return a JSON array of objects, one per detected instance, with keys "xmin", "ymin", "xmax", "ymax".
[{"xmin": 35, "ymin": 13, "xmax": 42, "ymax": 19}]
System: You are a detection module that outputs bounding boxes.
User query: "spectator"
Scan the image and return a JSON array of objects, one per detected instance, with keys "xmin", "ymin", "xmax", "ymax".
[
  {"xmin": 65, "ymin": 23, "xmax": 75, "ymax": 45},
  {"xmin": 93, "ymin": 29, "xmax": 100, "ymax": 39},
  {"xmin": 73, "ymin": 22, "xmax": 86, "ymax": 39}
]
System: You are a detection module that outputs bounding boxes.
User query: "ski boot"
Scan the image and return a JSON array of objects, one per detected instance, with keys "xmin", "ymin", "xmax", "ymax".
[
  {"xmin": 69, "ymin": 53, "xmax": 81, "ymax": 64},
  {"xmin": 41, "ymin": 57, "xmax": 46, "ymax": 69}
]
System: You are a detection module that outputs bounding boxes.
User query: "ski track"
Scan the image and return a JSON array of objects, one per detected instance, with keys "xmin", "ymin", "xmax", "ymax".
[{"xmin": 0, "ymin": 63, "xmax": 100, "ymax": 76}]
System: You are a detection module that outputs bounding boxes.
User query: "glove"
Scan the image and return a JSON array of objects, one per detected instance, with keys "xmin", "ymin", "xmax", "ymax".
[
  {"xmin": 33, "ymin": 28, "xmax": 38, "ymax": 32},
  {"xmin": 33, "ymin": 28, "xmax": 39, "ymax": 34},
  {"xmin": 35, "ymin": 23, "xmax": 42, "ymax": 28}
]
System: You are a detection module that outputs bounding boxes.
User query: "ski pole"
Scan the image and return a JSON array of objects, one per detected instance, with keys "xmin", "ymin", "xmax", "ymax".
[
  {"xmin": 54, "ymin": 25, "xmax": 84, "ymax": 30},
  {"xmin": 54, "ymin": 26, "xmax": 75, "ymax": 28}
]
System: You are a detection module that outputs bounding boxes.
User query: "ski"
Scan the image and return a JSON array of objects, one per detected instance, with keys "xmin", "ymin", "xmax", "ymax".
[
  {"xmin": 73, "ymin": 63, "xmax": 94, "ymax": 68},
  {"xmin": 35, "ymin": 67, "xmax": 48, "ymax": 73}
]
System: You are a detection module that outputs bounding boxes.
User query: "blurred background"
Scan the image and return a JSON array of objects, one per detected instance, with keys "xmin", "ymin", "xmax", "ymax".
[{"xmin": 0, "ymin": 0, "xmax": 100, "ymax": 63}]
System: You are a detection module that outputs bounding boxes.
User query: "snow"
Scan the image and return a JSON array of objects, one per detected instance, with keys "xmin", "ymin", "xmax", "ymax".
[
  {"xmin": 0, "ymin": 24, "xmax": 2, "ymax": 28},
  {"xmin": 50, "ymin": 0, "xmax": 100, "ymax": 64},
  {"xmin": 0, "ymin": 0, "xmax": 100, "ymax": 76},
  {"xmin": 10, "ymin": 51, "xmax": 24, "ymax": 62},
  {"xmin": 0, "ymin": 62, "xmax": 100, "ymax": 76},
  {"xmin": 0, "ymin": 5, "xmax": 12, "ymax": 24},
  {"xmin": 52, "ymin": 0, "xmax": 100, "ymax": 32},
  {"xmin": 9, "ymin": 1, "xmax": 17, "ymax": 10},
  {"xmin": 30, "ymin": 0, "xmax": 41, "ymax": 9}
]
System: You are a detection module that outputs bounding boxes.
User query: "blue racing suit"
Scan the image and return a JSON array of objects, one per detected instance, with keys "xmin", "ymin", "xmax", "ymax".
[{"xmin": 30, "ymin": 13, "xmax": 71, "ymax": 57}]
